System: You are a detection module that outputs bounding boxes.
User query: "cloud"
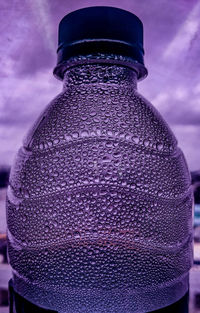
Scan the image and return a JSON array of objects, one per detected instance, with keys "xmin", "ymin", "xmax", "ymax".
[
  {"xmin": 162, "ymin": 2, "xmax": 200, "ymax": 61},
  {"xmin": 27, "ymin": 0, "xmax": 56, "ymax": 54},
  {"xmin": 1, "ymin": 66, "xmax": 61, "ymax": 124},
  {"xmin": 0, "ymin": 64, "xmax": 61, "ymax": 166},
  {"xmin": 171, "ymin": 125, "xmax": 200, "ymax": 171}
]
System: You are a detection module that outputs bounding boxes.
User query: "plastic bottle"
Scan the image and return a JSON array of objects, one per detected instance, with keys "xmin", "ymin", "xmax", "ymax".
[{"xmin": 6, "ymin": 6, "xmax": 193, "ymax": 313}]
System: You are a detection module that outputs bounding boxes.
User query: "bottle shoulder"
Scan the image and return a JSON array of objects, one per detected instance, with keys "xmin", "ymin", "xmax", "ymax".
[{"xmin": 22, "ymin": 86, "xmax": 178, "ymax": 155}]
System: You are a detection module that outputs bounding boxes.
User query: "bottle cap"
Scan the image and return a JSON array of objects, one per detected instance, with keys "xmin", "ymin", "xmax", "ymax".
[{"xmin": 53, "ymin": 6, "xmax": 148, "ymax": 80}]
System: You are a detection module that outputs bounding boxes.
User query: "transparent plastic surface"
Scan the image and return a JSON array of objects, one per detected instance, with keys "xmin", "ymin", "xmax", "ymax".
[{"xmin": 6, "ymin": 54, "xmax": 194, "ymax": 313}]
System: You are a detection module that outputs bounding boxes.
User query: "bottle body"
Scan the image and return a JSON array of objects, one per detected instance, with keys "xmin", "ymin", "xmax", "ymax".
[{"xmin": 6, "ymin": 56, "xmax": 193, "ymax": 313}]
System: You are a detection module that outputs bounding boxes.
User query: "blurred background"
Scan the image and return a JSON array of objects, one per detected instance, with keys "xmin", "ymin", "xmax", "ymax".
[{"xmin": 0, "ymin": 0, "xmax": 200, "ymax": 312}]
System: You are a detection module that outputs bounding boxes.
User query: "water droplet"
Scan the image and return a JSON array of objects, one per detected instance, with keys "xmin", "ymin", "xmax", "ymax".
[
  {"xmin": 45, "ymin": 226, "xmax": 50, "ymax": 233},
  {"xmin": 74, "ymin": 231, "xmax": 81, "ymax": 239},
  {"xmin": 144, "ymin": 139, "xmax": 149, "ymax": 147},
  {"xmin": 89, "ymin": 111, "xmax": 97, "ymax": 117},
  {"xmin": 80, "ymin": 130, "xmax": 89, "ymax": 138},
  {"xmin": 132, "ymin": 136, "xmax": 139, "ymax": 144},
  {"xmin": 157, "ymin": 143, "xmax": 163, "ymax": 151},
  {"xmin": 72, "ymin": 132, "xmax": 79, "ymax": 139}
]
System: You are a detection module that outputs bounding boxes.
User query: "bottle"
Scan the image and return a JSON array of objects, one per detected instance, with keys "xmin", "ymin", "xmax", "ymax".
[{"xmin": 6, "ymin": 6, "xmax": 193, "ymax": 313}]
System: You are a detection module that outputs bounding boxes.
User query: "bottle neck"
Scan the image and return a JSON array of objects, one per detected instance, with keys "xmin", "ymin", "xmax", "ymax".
[{"xmin": 61, "ymin": 54, "xmax": 138, "ymax": 90}]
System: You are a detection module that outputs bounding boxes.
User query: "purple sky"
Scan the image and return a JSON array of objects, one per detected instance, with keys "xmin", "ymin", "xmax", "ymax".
[{"xmin": 1, "ymin": 0, "xmax": 200, "ymax": 171}]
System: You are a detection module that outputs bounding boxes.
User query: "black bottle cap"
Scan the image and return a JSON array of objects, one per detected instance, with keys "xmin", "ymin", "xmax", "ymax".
[{"xmin": 53, "ymin": 6, "xmax": 148, "ymax": 81}]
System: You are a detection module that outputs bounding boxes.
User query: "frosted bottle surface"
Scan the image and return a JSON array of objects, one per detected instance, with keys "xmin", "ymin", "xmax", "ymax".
[{"xmin": 6, "ymin": 54, "xmax": 193, "ymax": 313}]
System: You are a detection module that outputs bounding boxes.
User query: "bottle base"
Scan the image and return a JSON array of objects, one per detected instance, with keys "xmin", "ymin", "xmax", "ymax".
[
  {"xmin": 8, "ymin": 278, "xmax": 189, "ymax": 313},
  {"xmin": 9, "ymin": 272, "xmax": 189, "ymax": 313}
]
